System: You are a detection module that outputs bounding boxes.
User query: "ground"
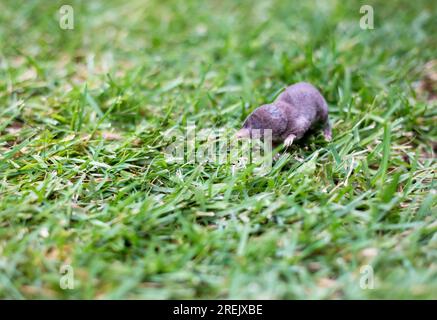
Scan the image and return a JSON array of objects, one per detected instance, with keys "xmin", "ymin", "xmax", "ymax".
[{"xmin": 0, "ymin": 0, "xmax": 436, "ymax": 299}]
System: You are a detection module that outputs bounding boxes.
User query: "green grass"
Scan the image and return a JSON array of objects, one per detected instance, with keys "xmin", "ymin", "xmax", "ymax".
[{"xmin": 0, "ymin": 0, "xmax": 436, "ymax": 299}]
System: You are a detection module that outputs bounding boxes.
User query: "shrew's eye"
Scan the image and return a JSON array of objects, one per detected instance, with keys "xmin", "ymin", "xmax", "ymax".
[{"xmin": 268, "ymin": 105, "xmax": 282, "ymax": 118}]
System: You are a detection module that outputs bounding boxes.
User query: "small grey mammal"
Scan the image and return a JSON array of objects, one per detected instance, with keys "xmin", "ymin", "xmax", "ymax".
[{"xmin": 236, "ymin": 82, "xmax": 332, "ymax": 147}]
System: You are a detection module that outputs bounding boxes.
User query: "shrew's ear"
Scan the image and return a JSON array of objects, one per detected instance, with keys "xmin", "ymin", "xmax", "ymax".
[{"xmin": 235, "ymin": 128, "xmax": 250, "ymax": 139}]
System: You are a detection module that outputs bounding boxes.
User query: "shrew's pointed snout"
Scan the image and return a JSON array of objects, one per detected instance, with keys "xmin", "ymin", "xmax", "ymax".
[{"xmin": 235, "ymin": 128, "xmax": 250, "ymax": 139}]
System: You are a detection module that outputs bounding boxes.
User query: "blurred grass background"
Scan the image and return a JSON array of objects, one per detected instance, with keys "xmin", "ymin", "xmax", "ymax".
[{"xmin": 0, "ymin": 0, "xmax": 436, "ymax": 299}]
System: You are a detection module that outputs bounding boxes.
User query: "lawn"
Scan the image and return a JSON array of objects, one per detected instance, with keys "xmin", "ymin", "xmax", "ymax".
[{"xmin": 0, "ymin": 0, "xmax": 436, "ymax": 299}]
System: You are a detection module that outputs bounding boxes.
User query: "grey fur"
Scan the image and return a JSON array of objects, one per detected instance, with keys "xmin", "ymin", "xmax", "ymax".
[{"xmin": 238, "ymin": 82, "xmax": 331, "ymax": 145}]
